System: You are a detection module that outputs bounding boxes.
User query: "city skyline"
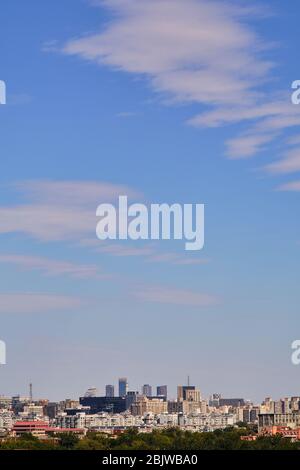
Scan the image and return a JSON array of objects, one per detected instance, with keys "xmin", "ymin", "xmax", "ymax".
[
  {"xmin": 0, "ymin": 0, "xmax": 300, "ymax": 402},
  {"xmin": 1, "ymin": 376, "xmax": 299, "ymax": 406},
  {"xmin": 3, "ymin": 387, "xmax": 300, "ymax": 442}
]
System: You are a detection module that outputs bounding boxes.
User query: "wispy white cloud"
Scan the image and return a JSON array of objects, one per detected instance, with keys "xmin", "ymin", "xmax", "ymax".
[
  {"xmin": 13, "ymin": 180, "xmax": 139, "ymax": 207},
  {"xmin": 200, "ymin": 97, "xmax": 300, "ymax": 159},
  {"xmin": 0, "ymin": 204, "xmax": 94, "ymax": 241},
  {"xmin": 286, "ymin": 135, "xmax": 300, "ymax": 146},
  {"xmin": 63, "ymin": 0, "xmax": 271, "ymax": 107},
  {"xmin": 0, "ymin": 180, "xmax": 139, "ymax": 242},
  {"xmin": 83, "ymin": 239, "xmax": 209, "ymax": 266},
  {"xmin": 188, "ymin": 98, "xmax": 297, "ymax": 128},
  {"xmin": 96, "ymin": 242, "xmax": 155, "ymax": 257},
  {"xmin": 265, "ymin": 148, "xmax": 300, "ymax": 175},
  {"xmin": 171, "ymin": 257, "xmax": 210, "ymax": 266},
  {"xmin": 277, "ymin": 180, "xmax": 300, "ymax": 192},
  {"xmin": 0, "ymin": 293, "xmax": 82, "ymax": 314},
  {"xmin": 145, "ymin": 251, "xmax": 209, "ymax": 266},
  {"xmin": 0, "ymin": 254, "xmax": 106, "ymax": 279},
  {"xmin": 0, "ymin": 182, "xmax": 209, "ymax": 272},
  {"xmin": 60, "ymin": 0, "xmax": 300, "ymax": 178},
  {"xmin": 226, "ymin": 132, "xmax": 277, "ymax": 159},
  {"xmin": 133, "ymin": 285, "xmax": 218, "ymax": 307}
]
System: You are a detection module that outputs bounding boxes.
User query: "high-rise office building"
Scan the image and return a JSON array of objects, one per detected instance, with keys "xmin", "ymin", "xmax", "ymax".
[
  {"xmin": 118, "ymin": 377, "xmax": 128, "ymax": 397},
  {"xmin": 105, "ymin": 385, "xmax": 115, "ymax": 398},
  {"xmin": 177, "ymin": 385, "xmax": 197, "ymax": 401},
  {"xmin": 157, "ymin": 385, "xmax": 167, "ymax": 399},
  {"xmin": 126, "ymin": 391, "xmax": 139, "ymax": 410},
  {"xmin": 177, "ymin": 385, "xmax": 201, "ymax": 404},
  {"xmin": 142, "ymin": 384, "xmax": 152, "ymax": 397}
]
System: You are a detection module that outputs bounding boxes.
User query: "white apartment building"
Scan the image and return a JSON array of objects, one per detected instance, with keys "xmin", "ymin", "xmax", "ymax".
[{"xmin": 0, "ymin": 410, "xmax": 14, "ymax": 429}]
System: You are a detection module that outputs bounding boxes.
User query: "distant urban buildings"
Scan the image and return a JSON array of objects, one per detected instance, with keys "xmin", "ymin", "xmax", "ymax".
[
  {"xmin": 118, "ymin": 378, "xmax": 128, "ymax": 398},
  {"xmin": 258, "ymin": 396, "xmax": 300, "ymax": 431},
  {"xmin": 126, "ymin": 391, "xmax": 139, "ymax": 410},
  {"xmin": 157, "ymin": 385, "xmax": 167, "ymax": 399},
  {"xmin": 2, "ymin": 379, "xmax": 300, "ymax": 442},
  {"xmin": 177, "ymin": 385, "xmax": 201, "ymax": 402},
  {"xmin": 105, "ymin": 385, "xmax": 114, "ymax": 398},
  {"xmin": 79, "ymin": 396, "xmax": 127, "ymax": 414},
  {"xmin": 131, "ymin": 396, "xmax": 167, "ymax": 416},
  {"xmin": 84, "ymin": 387, "xmax": 98, "ymax": 398},
  {"xmin": 209, "ymin": 394, "xmax": 245, "ymax": 408},
  {"xmin": 142, "ymin": 384, "xmax": 152, "ymax": 397}
]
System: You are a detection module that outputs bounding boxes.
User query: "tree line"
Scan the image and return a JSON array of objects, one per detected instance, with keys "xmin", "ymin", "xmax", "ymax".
[{"xmin": 0, "ymin": 427, "xmax": 300, "ymax": 450}]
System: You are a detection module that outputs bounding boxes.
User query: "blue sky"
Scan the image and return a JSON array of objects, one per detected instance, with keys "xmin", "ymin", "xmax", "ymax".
[{"xmin": 0, "ymin": 0, "xmax": 300, "ymax": 402}]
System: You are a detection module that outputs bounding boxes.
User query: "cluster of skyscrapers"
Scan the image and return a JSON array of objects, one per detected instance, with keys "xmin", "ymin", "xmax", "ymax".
[
  {"xmin": 101, "ymin": 378, "xmax": 167, "ymax": 401},
  {"xmin": 81, "ymin": 378, "xmax": 169, "ymax": 415}
]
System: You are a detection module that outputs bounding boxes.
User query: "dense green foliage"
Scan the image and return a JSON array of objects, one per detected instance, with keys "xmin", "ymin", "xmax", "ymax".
[{"xmin": 1, "ymin": 427, "xmax": 300, "ymax": 450}]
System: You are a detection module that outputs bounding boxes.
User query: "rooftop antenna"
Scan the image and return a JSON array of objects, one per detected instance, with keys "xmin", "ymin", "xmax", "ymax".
[
  {"xmin": 29, "ymin": 383, "xmax": 33, "ymax": 402},
  {"xmin": 187, "ymin": 375, "xmax": 190, "ymax": 386}
]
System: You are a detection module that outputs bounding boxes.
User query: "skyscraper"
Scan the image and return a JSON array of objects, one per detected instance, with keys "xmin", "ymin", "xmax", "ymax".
[
  {"xmin": 126, "ymin": 391, "xmax": 139, "ymax": 410},
  {"xmin": 118, "ymin": 377, "xmax": 128, "ymax": 397},
  {"xmin": 142, "ymin": 384, "xmax": 152, "ymax": 397},
  {"xmin": 177, "ymin": 385, "xmax": 201, "ymax": 402},
  {"xmin": 105, "ymin": 385, "xmax": 115, "ymax": 398},
  {"xmin": 157, "ymin": 385, "xmax": 167, "ymax": 399}
]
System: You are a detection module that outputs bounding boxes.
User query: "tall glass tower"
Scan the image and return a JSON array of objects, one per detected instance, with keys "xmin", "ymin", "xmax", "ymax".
[{"xmin": 118, "ymin": 377, "xmax": 128, "ymax": 397}]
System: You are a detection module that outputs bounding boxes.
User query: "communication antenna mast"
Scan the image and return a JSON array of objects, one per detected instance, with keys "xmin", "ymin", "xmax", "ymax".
[{"xmin": 29, "ymin": 383, "xmax": 33, "ymax": 402}]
